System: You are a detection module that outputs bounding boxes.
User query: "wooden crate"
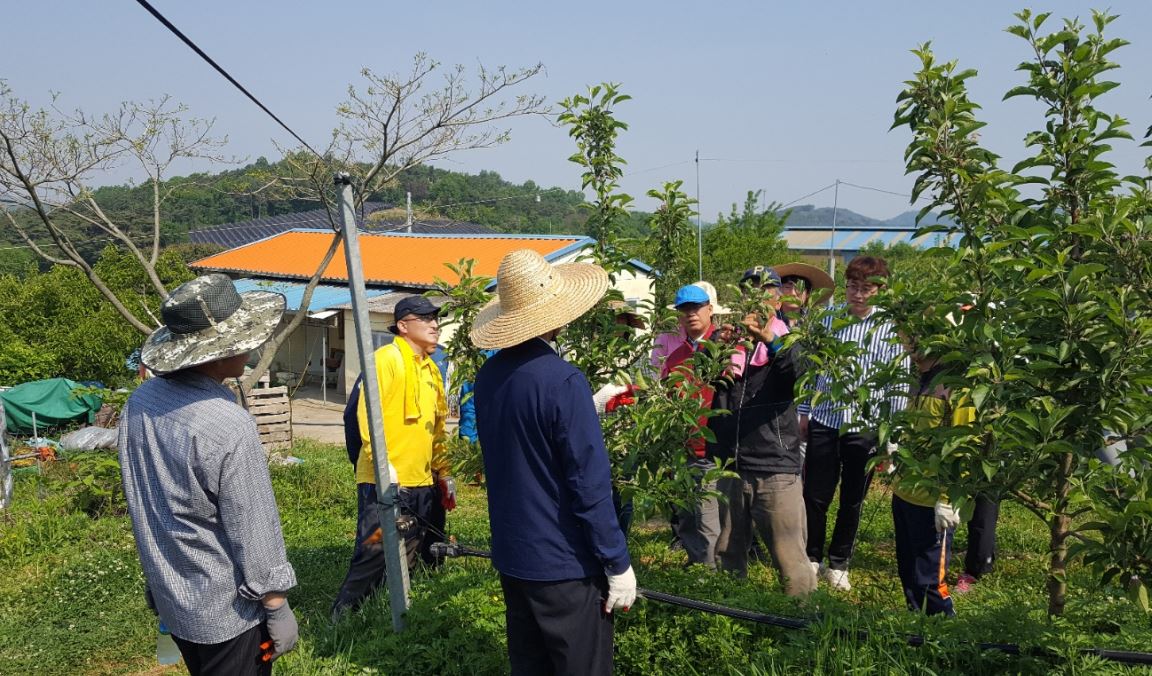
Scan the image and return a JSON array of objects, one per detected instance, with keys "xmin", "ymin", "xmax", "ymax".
[{"xmin": 245, "ymin": 386, "xmax": 292, "ymax": 454}]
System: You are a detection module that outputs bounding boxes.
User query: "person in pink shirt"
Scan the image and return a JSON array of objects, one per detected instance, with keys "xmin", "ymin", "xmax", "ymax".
[{"xmin": 649, "ymin": 282, "xmax": 729, "ymax": 567}]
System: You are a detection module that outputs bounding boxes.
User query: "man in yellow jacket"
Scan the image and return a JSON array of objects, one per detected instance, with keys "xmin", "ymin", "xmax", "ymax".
[
  {"xmin": 889, "ymin": 346, "xmax": 973, "ymax": 617},
  {"xmin": 332, "ymin": 295, "xmax": 452, "ymax": 620}
]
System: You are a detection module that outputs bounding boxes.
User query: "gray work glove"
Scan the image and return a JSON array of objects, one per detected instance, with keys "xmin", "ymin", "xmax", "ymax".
[{"xmin": 264, "ymin": 600, "xmax": 299, "ymax": 660}]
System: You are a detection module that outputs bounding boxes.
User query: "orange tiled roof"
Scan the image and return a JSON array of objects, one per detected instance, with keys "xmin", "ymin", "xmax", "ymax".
[{"xmin": 190, "ymin": 231, "xmax": 590, "ymax": 288}]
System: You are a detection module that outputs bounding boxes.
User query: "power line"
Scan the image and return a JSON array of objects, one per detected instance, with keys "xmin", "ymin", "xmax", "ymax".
[
  {"xmin": 429, "ymin": 187, "xmax": 569, "ymax": 211},
  {"xmin": 699, "ymin": 157, "xmax": 898, "ymax": 165},
  {"xmin": 622, "ymin": 159, "xmax": 694, "ymax": 178},
  {"xmin": 133, "ymin": 0, "xmax": 323, "ymax": 159},
  {"xmin": 839, "ymin": 180, "xmax": 928, "ymax": 201},
  {"xmin": 775, "ymin": 183, "xmax": 838, "ymax": 210}
]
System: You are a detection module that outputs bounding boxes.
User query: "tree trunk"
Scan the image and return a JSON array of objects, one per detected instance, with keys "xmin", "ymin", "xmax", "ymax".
[
  {"xmin": 1046, "ymin": 450, "xmax": 1075, "ymax": 616},
  {"xmin": 1047, "ymin": 511, "xmax": 1070, "ymax": 615}
]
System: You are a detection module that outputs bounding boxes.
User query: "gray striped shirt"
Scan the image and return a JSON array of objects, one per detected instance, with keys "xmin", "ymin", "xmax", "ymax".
[
  {"xmin": 798, "ymin": 305, "xmax": 909, "ymax": 430},
  {"xmin": 118, "ymin": 372, "xmax": 296, "ymax": 644}
]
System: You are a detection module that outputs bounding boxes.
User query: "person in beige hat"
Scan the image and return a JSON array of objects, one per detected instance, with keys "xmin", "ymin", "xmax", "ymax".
[
  {"xmin": 471, "ymin": 249, "xmax": 636, "ymax": 675},
  {"xmin": 119, "ymin": 274, "xmax": 298, "ymax": 673},
  {"xmin": 773, "ymin": 262, "xmax": 835, "ymax": 325}
]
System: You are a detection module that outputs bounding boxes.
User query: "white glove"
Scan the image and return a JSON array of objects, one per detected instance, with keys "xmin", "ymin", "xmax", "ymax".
[
  {"xmin": 592, "ymin": 383, "xmax": 630, "ymax": 415},
  {"xmin": 605, "ymin": 565, "xmax": 637, "ymax": 613},
  {"xmin": 441, "ymin": 475, "xmax": 456, "ymax": 501},
  {"xmin": 884, "ymin": 441, "xmax": 898, "ymax": 475},
  {"xmin": 934, "ymin": 500, "xmax": 960, "ymax": 532}
]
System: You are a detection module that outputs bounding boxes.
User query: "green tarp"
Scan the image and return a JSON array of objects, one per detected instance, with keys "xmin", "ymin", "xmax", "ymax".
[{"xmin": 0, "ymin": 378, "xmax": 102, "ymax": 434}]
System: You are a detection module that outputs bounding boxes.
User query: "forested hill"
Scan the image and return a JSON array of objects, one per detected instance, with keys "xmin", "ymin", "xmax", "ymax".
[
  {"xmin": 782, "ymin": 204, "xmax": 955, "ymax": 229},
  {"xmin": 91, "ymin": 158, "xmax": 596, "ymax": 238}
]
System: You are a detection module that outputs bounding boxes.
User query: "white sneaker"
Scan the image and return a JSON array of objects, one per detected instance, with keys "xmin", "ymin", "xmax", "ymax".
[
  {"xmin": 810, "ymin": 561, "xmax": 822, "ymax": 578},
  {"xmin": 822, "ymin": 567, "xmax": 852, "ymax": 591}
]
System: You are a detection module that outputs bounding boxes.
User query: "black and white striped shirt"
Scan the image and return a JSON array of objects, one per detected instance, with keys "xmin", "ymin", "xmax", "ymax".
[{"xmin": 798, "ymin": 305, "xmax": 909, "ymax": 431}]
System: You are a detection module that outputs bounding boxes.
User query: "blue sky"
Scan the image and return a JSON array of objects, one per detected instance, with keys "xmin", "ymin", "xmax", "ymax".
[{"xmin": 6, "ymin": 1, "xmax": 1151, "ymax": 221}]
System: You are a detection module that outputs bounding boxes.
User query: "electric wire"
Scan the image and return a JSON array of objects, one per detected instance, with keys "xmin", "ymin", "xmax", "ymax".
[
  {"xmin": 132, "ymin": 0, "xmax": 323, "ymax": 159},
  {"xmin": 775, "ymin": 183, "xmax": 838, "ymax": 210}
]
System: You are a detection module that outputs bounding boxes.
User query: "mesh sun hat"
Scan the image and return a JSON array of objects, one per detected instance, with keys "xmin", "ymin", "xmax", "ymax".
[
  {"xmin": 666, "ymin": 281, "xmax": 732, "ymax": 315},
  {"xmin": 470, "ymin": 249, "xmax": 609, "ymax": 349},
  {"xmin": 140, "ymin": 273, "xmax": 286, "ymax": 375},
  {"xmin": 772, "ymin": 262, "xmax": 835, "ymax": 305}
]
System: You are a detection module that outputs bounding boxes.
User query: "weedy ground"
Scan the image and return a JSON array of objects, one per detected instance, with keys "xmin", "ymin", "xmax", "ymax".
[{"xmin": 1, "ymin": 439, "xmax": 1149, "ymax": 675}]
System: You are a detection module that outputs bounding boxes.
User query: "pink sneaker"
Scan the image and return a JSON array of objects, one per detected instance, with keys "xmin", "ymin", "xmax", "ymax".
[{"xmin": 955, "ymin": 573, "xmax": 977, "ymax": 594}]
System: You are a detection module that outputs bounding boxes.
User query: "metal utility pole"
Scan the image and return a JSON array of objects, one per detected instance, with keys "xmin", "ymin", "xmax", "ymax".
[
  {"xmin": 695, "ymin": 150, "xmax": 703, "ymax": 280},
  {"xmin": 336, "ymin": 174, "xmax": 410, "ymax": 632},
  {"xmin": 829, "ymin": 179, "xmax": 841, "ymax": 280},
  {"xmin": 405, "ymin": 191, "xmax": 413, "ymax": 233}
]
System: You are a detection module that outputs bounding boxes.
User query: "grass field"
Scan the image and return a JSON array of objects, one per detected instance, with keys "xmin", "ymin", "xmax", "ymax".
[{"xmin": 1, "ymin": 439, "xmax": 1149, "ymax": 675}]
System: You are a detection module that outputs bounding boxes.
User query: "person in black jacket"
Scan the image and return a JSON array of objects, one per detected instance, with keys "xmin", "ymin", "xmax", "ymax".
[{"xmin": 711, "ymin": 281, "xmax": 816, "ymax": 596}]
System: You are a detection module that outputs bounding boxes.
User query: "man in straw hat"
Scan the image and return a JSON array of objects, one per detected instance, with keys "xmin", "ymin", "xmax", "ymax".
[
  {"xmin": 332, "ymin": 295, "xmax": 453, "ymax": 620},
  {"xmin": 119, "ymin": 273, "xmax": 298, "ymax": 673},
  {"xmin": 772, "ymin": 262, "xmax": 835, "ymax": 327},
  {"xmin": 471, "ymin": 249, "xmax": 636, "ymax": 675},
  {"xmin": 650, "ymin": 281, "xmax": 730, "ymax": 568}
]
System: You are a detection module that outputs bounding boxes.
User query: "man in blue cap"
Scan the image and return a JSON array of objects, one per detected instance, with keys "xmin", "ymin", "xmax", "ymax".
[{"xmin": 650, "ymin": 282, "xmax": 730, "ymax": 567}]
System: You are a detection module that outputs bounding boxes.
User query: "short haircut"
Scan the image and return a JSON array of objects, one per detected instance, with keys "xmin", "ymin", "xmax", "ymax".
[{"xmin": 845, "ymin": 255, "xmax": 889, "ymax": 284}]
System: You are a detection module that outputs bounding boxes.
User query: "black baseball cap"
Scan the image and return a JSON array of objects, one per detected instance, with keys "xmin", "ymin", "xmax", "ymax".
[{"xmin": 388, "ymin": 296, "xmax": 441, "ymax": 334}]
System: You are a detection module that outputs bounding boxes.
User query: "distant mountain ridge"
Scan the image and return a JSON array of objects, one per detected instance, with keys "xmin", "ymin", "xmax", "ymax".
[{"xmin": 782, "ymin": 205, "xmax": 955, "ymax": 230}]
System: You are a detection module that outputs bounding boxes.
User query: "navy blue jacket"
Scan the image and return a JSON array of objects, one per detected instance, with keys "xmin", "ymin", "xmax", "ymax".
[{"xmin": 474, "ymin": 339, "xmax": 631, "ymax": 581}]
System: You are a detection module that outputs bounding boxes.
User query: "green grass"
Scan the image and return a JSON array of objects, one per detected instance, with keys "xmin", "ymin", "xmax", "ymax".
[{"xmin": 1, "ymin": 440, "xmax": 1150, "ymax": 674}]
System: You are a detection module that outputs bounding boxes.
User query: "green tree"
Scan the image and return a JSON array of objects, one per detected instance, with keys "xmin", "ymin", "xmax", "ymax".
[
  {"xmin": 702, "ymin": 190, "xmax": 791, "ymax": 299},
  {"xmin": 644, "ymin": 181, "xmax": 697, "ymax": 308},
  {"xmin": 888, "ymin": 9, "xmax": 1152, "ymax": 615},
  {"xmin": 558, "ymin": 83, "xmax": 634, "ymax": 255},
  {"xmin": 0, "ymin": 245, "xmax": 193, "ymax": 387}
]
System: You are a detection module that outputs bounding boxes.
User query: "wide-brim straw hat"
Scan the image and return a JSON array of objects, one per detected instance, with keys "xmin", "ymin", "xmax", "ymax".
[
  {"xmin": 141, "ymin": 273, "xmax": 286, "ymax": 375},
  {"xmin": 666, "ymin": 280, "xmax": 732, "ymax": 315},
  {"xmin": 773, "ymin": 262, "xmax": 835, "ymax": 305},
  {"xmin": 470, "ymin": 249, "xmax": 609, "ymax": 349}
]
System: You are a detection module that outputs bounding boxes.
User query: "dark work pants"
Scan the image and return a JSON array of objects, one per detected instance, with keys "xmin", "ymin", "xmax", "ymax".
[
  {"xmin": 500, "ymin": 574, "xmax": 614, "ymax": 676},
  {"xmin": 172, "ymin": 623, "xmax": 271, "ymax": 676},
  {"xmin": 332, "ymin": 482, "xmax": 445, "ymax": 615},
  {"xmin": 964, "ymin": 494, "xmax": 1000, "ymax": 578},
  {"xmin": 892, "ymin": 495, "xmax": 955, "ymax": 616},
  {"xmin": 803, "ymin": 420, "xmax": 876, "ymax": 570}
]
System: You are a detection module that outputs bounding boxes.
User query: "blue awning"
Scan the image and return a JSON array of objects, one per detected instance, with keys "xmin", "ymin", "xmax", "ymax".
[{"xmin": 231, "ymin": 278, "xmax": 391, "ymax": 313}]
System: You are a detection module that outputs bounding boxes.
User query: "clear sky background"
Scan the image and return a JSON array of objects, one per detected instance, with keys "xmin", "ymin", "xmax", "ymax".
[{"xmin": 6, "ymin": 1, "xmax": 1151, "ymax": 222}]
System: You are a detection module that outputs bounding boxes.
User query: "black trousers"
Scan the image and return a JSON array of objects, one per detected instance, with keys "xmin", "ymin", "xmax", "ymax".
[
  {"xmin": 964, "ymin": 494, "xmax": 1000, "ymax": 578},
  {"xmin": 500, "ymin": 574, "xmax": 613, "ymax": 676},
  {"xmin": 892, "ymin": 496, "xmax": 955, "ymax": 616},
  {"xmin": 332, "ymin": 482, "xmax": 445, "ymax": 615},
  {"xmin": 173, "ymin": 623, "xmax": 271, "ymax": 676},
  {"xmin": 803, "ymin": 420, "xmax": 876, "ymax": 570}
]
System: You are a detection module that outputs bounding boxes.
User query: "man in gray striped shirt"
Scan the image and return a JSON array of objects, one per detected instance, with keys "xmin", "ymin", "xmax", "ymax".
[
  {"xmin": 119, "ymin": 274, "xmax": 298, "ymax": 674},
  {"xmin": 798, "ymin": 256, "xmax": 909, "ymax": 592}
]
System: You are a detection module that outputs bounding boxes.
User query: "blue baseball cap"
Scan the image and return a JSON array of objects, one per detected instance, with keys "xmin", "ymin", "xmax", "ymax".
[{"xmin": 672, "ymin": 284, "xmax": 711, "ymax": 307}]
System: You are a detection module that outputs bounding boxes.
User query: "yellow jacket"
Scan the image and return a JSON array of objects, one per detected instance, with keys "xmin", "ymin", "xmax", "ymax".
[
  {"xmin": 355, "ymin": 339, "xmax": 448, "ymax": 486},
  {"xmin": 891, "ymin": 393, "xmax": 975, "ymax": 508}
]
